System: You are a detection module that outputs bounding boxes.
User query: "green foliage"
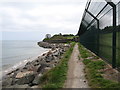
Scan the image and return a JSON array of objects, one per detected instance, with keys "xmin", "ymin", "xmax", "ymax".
[
  {"xmin": 39, "ymin": 42, "xmax": 76, "ymax": 89},
  {"xmin": 43, "ymin": 34, "xmax": 75, "ymax": 42},
  {"xmin": 43, "ymin": 35, "xmax": 66, "ymax": 41},
  {"xmin": 83, "ymin": 59, "xmax": 91, "ymax": 65},
  {"xmin": 63, "ymin": 34, "xmax": 74, "ymax": 37},
  {"xmin": 78, "ymin": 43, "xmax": 120, "ymax": 88},
  {"xmin": 78, "ymin": 43, "xmax": 92, "ymax": 58}
]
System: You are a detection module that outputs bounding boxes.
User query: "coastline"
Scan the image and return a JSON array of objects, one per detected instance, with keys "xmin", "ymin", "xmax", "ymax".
[
  {"xmin": 1, "ymin": 42, "xmax": 70, "ymax": 88},
  {"xmin": 1, "ymin": 49, "xmax": 50, "ymax": 79}
]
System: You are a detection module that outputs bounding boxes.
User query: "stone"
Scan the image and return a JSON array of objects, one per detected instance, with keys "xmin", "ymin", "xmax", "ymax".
[
  {"xmin": 23, "ymin": 66, "xmax": 28, "ymax": 70},
  {"xmin": 53, "ymin": 51, "xmax": 59, "ymax": 57},
  {"xmin": 2, "ymin": 78, "xmax": 13, "ymax": 87},
  {"xmin": 35, "ymin": 65, "xmax": 41, "ymax": 72},
  {"xmin": 32, "ymin": 74, "xmax": 42, "ymax": 85},
  {"xmin": 37, "ymin": 64, "xmax": 46, "ymax": 73},
  {"xmin": 11, "ymin": 78, "xmax": 19, "ymax": 85},
  {"xmin": 54, "ymin": 60, "xmax": 58, "ymax": 64},
  {"xmin": 44, "ymin": 67, "xmax": 51, "ymax": 72},
  {"xmin": 32, "ymin": 61, "xmax": 40, "ymax": 66},
  {"xmin": 16, "ymin": 72, "xmax": 35, "ymax": 85},
  {"xmin": 31, "ymin": 85, "xmax": 38, "ymax": 88},
  {"xmin": 46, "ymin": 55, "xmax": 53, "ymax": 62},
  {"xmin": 16, "ymin": 71, "xmax": 34, "ymax": 79},
  {"xmin": 39, "ymin": 60, "xmax": 46, "ymax": 65},
  {"xmin": 26, "ymin": 61, "xmax": 31, "ymax": 66}
]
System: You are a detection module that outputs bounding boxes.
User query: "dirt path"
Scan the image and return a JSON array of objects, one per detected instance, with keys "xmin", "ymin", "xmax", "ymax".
[{"xmin": 64, "ymin": 43, "xmax": 89, "ymax": 88}]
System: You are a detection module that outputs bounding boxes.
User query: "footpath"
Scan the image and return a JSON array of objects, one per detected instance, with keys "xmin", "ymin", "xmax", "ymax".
[{"xmin": 64, "ymin": 43, "xmax": 89, "ymax": 88}]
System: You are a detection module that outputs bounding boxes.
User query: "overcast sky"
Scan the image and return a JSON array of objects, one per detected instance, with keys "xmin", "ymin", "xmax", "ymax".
[{"xmin": 0, "ymin": 0, "xmax": 87, "ymax": 41}]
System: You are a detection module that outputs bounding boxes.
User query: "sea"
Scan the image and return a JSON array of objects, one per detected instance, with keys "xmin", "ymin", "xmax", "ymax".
[{"xmin": 0, "ymin": 40, "xmax": 49, "ymax": 78}]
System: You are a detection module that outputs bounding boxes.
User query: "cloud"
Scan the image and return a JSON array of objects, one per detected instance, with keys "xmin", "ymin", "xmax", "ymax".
[{"xmin": 0, "ymin": 0, "xmax": 87, "ymax": 40}]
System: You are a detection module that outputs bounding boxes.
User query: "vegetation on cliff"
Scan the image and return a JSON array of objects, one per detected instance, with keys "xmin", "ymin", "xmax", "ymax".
[{"xmin": 43, "ymin": 33, "xmax": 79, "ymax": 43}]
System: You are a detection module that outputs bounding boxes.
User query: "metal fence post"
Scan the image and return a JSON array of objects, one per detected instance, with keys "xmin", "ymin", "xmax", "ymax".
[
  {"xmin": 112, "ymin": 4, "xmax": 117, "ymax": 68},
  {"xmin": 97, "ymin": 20, "xmax": 99, "ymax": 56},
  {"xmin": 107, "ymin": 2, "xmax": 117, "ymax": 68}
]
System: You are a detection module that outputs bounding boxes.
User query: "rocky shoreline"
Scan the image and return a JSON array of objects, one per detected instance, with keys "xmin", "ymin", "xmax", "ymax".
[{"xmin": 1, "ymin": 42, "xmax": 70, "ymax": 88}]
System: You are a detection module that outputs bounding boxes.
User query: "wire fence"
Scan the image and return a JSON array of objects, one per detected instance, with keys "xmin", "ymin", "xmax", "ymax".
[{"xmin": 78, "ymin": 0, "xmax": 120, "ymax": 70}]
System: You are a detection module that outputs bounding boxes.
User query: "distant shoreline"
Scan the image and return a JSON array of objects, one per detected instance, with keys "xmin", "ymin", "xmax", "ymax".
[
  {"xmin": 1, "ymin": 40, "xmax": 50, "ymax": 80},
  {"xmin": 1, "ymin": 42, "xmax": 70, "ymax": 88},
  {"xmin": 2, "ymin": 49, "xmax": 50, "ymax": 79}
]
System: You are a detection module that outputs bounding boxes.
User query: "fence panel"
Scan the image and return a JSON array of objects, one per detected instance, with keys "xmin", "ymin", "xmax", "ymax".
[
  {"xmin": 99, "ymin": 7, "xmax": 113, "ymax": 64},
  {"xmin": 78, "ymin": 0, "xmax": 120, "ymax": 70}
]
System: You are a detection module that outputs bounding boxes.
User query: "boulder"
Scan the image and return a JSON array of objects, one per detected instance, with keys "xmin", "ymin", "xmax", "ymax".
[
  {"xmin": 31, "ymin": 60, "xmax": 40, "ymax": 67},
  {"xmin": 16, "ymin": 71, "xmax": 34, "ymax": 79},
  {"xmin": 35, "ymin": 65, "xmax": 41, "ymax": 72},
  {"xmin": 32, "ymin": 74, "xmax": 42, "ymax": 85},
  {"xmin": 53, "ymin": 51, "xmax": 59, "ymax": 57},
  {"xmin": 25, "ymin": 61, "xmax": 31, "ymax": 66},
  {"xmin": 16, "ymin": 72, "xmax": 35, "ymax": 85},
  {"xmin": 37, "ymin": 64, "xmax": 46, "ymax": 73},
  {"xmin": 31, "ymin": 85, "xmax": 38, "ymax": 88},
  {"xmin": 45, "ymin": 55, "xmax": 54, "ymax": 62},
  {"xmin": 2, "ymin": 78, "xmax": 13, "ymax": 87}
]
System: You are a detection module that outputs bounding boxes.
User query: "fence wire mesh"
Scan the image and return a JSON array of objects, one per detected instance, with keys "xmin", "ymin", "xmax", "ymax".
[{"xmin": 78, "ymin": 0, "xmax": 120, "ymax": 70}]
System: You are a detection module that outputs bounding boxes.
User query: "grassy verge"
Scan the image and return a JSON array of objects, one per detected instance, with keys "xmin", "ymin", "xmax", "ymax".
[
  {"xmin": 38, "ymin": 42, "xmax": 75, "ymax": 89},
  {"xmin": 78, "ymin": 43, "xmax": 120, "ymax": 88},
  {"xmin": 78, "ymin": 43, "xmax": 93, "ymax": 58}
]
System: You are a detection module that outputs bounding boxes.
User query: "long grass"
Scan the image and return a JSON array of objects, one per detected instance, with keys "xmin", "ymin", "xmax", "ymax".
[
  {"xmin": 78, "ymin": 43, "xmax": 120, "ymax": 88},
  {"xmin": 38, "ymin": 42, "xmax": 75, "ymax": 89}
]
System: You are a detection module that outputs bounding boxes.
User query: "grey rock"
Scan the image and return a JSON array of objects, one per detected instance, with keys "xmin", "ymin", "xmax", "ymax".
[
  {"xmin": 37, "ymin": 64, "xmax": 46, "ymax": 73},
  {"xmin": 35, "ymin": 65, "xmax": 41, "ymax": 72},
  {"xmin": 53, "ymin": 51, "xmax": 59, "ymax": 57},
  {"xmin": 2, "ymin": 78, "xmax": 13, "ymax": 87},
  {"xmin": 16, "ymin": 73, "xmax": 35, "ymax": 85},
  {"xmin": 32, "ymin": 61, "xmax": 40, "ymax": 67},
  {"xmin": 31, "ymin": 85, "xmax": 38, "ymax": 88},
  {"xmin": 46, "ymin": 55, "xmax": 54, "ymax": 62},
  {"xmin": 25, "ymin": 61, "xmax": 31, "ymax": 66},
  {"xmin": 32, "ymin": 74, "xmax": 42, "ymax": 85},
  {"xmin": 23, "ymin": 66, "xmax": 28, "ymax": 70}
]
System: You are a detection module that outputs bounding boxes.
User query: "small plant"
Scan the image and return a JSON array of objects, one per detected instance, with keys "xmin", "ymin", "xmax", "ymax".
[
  {"xmin": 83, "ymin": 59, "xmax": 91, "ymax": 65},
  {"xmin": 78, "ymin": 43, "xmax": 120, "ymax": 88},
  {"xmin": 39, "ymin": 42, "xmax": 75, "ymax": 89},
  {"xmin": 78, "ymin": 55, "xmax": 81, "ymax": 60}
]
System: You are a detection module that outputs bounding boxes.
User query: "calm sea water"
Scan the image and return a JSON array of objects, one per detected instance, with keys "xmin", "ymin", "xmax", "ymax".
[{"xmin": 0, "ymin": 40, "xmax": 49, "ymax": 73}]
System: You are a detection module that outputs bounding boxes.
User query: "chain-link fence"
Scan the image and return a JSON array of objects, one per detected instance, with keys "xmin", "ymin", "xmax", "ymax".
[{"xmin": 78, "ymin": 0, "xmax": 120, "ymax": 70}]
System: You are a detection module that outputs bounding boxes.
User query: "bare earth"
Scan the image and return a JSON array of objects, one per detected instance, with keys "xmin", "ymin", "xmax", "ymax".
[{"xmin": 64, "ymin": 43, "xmax": 89, "ymax": 88}]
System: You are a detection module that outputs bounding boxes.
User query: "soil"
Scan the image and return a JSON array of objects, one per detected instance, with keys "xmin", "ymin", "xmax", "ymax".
[{"xmin": 101, "ymin": 64, "xmax": 120, "ymax": 82}]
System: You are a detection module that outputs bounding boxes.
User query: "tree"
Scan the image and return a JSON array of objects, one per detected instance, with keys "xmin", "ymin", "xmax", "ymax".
[{"xmin": 45, "ymin": 34, "xmax": 51, "ymax": 39}]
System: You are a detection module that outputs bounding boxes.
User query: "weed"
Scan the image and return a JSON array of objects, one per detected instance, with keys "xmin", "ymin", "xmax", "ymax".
[{"xmin": 39, "ymin": 42, "xmax": 75, "ymax": 89}]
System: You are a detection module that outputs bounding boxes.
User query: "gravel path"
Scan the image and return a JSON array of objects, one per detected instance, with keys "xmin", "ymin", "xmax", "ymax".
[{"xmin": 64, "ymin": 43, "xmax": 89, "ymax": 88}]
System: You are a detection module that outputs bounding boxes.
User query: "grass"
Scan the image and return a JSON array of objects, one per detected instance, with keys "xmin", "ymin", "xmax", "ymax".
[
  {"xmin": 38, "ymin": 42, "xmax": 75, "ymax": 89},
  {"xmin": 78, "ymin": 43, "xmax": 120, "ymax": 88},
  {"xmin": 78, "ymin": 43, "xmax": 92, "ymax": 58},
  {"xmin": 43, "ymin": 35, "xmax": 66, "ymax": 41}
]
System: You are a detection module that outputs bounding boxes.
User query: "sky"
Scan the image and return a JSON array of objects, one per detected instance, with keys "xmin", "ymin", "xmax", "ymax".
[{"xmin": 0, "ymin": 0, "xmax": 87, "ymax": 41}]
